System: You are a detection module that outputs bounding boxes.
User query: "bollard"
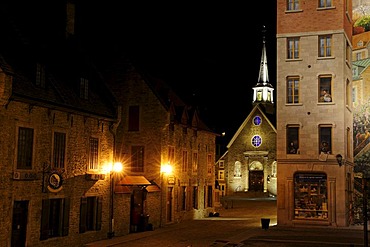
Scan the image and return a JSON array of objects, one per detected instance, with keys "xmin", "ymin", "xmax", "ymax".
[{"xmin": 261, "ymin": 218, "xmax": 270, "ymax": 230}]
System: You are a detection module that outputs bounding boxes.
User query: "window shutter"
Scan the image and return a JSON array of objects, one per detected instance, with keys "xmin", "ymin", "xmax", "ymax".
[
  {"xmin": 40, "ymin": 199, "xmax": 50, "ymax": 240},
  {"xmin": 79, "ymin": 197, "xmax": 87, "ymax": 233},
  {"xmin": 96, "ymin": 196, "xmax": 103, "ymax": 230},
  {"xmin": 62, "ymin": 198, "xmax": 70, "ymax": 236}
]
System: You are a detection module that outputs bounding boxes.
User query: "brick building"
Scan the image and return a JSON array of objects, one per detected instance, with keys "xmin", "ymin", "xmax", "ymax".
[{"xmin": 276, "ymin": 0, "xmax": 354, "ymax": 227}]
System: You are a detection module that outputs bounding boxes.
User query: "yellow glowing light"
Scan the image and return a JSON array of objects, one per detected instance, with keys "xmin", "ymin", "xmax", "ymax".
[
  {"xmin": 161, "ymin": 163, "xmax": 173, "ymax": 174},
  {"xmin": 112, "ymin": 162, "xmax": 123, "ymax": 173}
]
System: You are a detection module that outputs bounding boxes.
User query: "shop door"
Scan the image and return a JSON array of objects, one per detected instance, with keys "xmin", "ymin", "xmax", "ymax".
[
  {"xmin": 249, "ymin": 171, "xmax": 264, "ymax": 191},
  {"xmin": 11, "ymin": 201, "xmax": 28, "ymax": 247},
  {"xmin": 166, "ymin": 187, "xmax": 173, "ymax": 223},
  {"xmin": 130, "ymin": 189, "xmax": 144, "ymax": 232}
]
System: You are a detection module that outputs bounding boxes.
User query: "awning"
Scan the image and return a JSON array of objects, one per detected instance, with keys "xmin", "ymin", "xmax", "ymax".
[
  {"xmin": 117, "ymin": 176, "xmax": 151, "ymax": 186},
  {"xmin": 145, "ymin": 184, "xmax": 161, "ymax": 192},
  {"xmin": 114, "ymin": 185, "xmax": 131, "ymax": 194}
]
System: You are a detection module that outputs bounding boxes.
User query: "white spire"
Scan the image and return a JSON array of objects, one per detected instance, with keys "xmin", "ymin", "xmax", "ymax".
[
  {"xmin": 258, "ymin": 26, "xmax": 269, "ymax": 84},
  {"xmin": 252, "ymin": 25, "xmax": 274, "ymax": 114}
]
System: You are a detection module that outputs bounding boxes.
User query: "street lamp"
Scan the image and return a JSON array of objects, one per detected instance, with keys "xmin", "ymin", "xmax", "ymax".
[
  {"xmin": 160, "ymin": 163, "xmax": 172, "ymax": 227},
  {"xmin": 108, "ymin": 162, "xmax": 123, "ymax": 239}
]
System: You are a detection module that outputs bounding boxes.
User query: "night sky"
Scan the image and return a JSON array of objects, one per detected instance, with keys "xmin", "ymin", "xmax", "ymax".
[
  {"xmin": 4, "ymin": 1, "xmax": 277, "ymax": 140},
  {"xmin": 87, "ymin": 2, "xmax": 278, "ymax": 138}
]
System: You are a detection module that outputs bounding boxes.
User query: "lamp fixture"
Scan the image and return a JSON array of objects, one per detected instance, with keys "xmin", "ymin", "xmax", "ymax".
[{"xmin": 336, "ymin": 154, "xmax": 343, "ymax": 166}]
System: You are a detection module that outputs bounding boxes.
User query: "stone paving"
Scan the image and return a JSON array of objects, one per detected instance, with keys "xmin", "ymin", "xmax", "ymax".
[{"xmin": 85, "ymin": 197, "xmax": 367, "ymax": 247}]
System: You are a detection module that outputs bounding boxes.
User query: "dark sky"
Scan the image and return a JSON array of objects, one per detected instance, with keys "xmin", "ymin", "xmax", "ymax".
[
  {"xmin": 4, "ymin": 1, "xmax": 277, "ymax": 138},
  {"xmin": 86, "ymin": 2, "xmax": 277, "ymax": 137}
]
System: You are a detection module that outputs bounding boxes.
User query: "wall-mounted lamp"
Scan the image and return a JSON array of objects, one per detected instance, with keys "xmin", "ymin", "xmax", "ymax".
[{"xmin": 336, "ymin": 154, "xmax": 343, "ymax": 166}]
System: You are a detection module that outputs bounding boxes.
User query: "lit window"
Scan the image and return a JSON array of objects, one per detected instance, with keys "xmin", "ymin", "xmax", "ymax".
[
  {"xmin": 251, "ymin": 135, "xmax": 262, "ymax": 148},
  {"xmin": 253, "ymin": 116, "xmax": 262, "ymax": 126}
]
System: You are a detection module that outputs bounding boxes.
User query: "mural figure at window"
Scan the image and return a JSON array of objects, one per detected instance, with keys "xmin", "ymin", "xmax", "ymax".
[
  {"xmin": 320, "ymin": 141, "xmax": 330, "ymax": 154},
  {"xmin": 289, "ymin": 142, "xmax": 297, "ymax": 154},
  {"xmin": 319, "ymin": 89, "xmax": 332, "ymax": 102}
]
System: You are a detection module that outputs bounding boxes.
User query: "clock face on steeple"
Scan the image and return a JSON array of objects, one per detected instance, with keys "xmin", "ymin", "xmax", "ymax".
[{"xmin": 253, "ymin": 116, "xmax": 262, "ymax": 126}]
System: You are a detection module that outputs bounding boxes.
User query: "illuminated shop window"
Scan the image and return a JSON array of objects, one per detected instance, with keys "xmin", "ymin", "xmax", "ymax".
[
  {"xmin": 294, "ymin": 173, "xmax": 328, "ymax": 220},
  {"xmin": 251, "ymin": 135, "xmax": 262, "ymax": 148}
]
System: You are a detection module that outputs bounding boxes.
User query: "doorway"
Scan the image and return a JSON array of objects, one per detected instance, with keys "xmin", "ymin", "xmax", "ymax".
[
  {"xmin": 11, "ymin": 200, "xmax": 28, "ymax": 247},
  {"xmin": 249, "ymin": 171, "xmax": 264, "ymax": 191}
]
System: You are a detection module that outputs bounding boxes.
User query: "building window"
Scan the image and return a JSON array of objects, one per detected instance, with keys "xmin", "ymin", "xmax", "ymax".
[
  {"xmin": 218, "ymin": 170, "xmax": 224, "ymax": 180},
  {"xmin": 89, "ymin": 137, "xmax": 99, "ymax": 170},
  {"xmin": 287, "ymin": 126, "xmax": 299, "ymax": 154},
  {"xmin": 192, "ymin": 186, "xmax": 198, "ymax": 209},
  {"xmin": 192, "ymin": 152, "xmax": 198, "ymax": 173},
  {"xmin": 40, "ymin": 198, "xmax": 70, "ymax": 240},
  {"xmin": 79, "ymin": 196, "xmax": 102, "ymax": 233},
  {"xmin": 182, "ymin": 150, "xmax": 188, "ymax": 172},
  {"xmin": 318, "ymin": 0, "xmax": 332, "ymax": 8},
  {"xmin": 168, "ymin": 146, "xmax": 175, "ymax": 167},
  {"xmin": 128, "ymin": 105, "xmax": 140, "ymax": 131},
  {"xmin": 207, "ymin": 154, "xmax": 212, "ymax": 174},
  {"xmin": 287, "ymin": 76, "xmax": 300, "ymax": 103},
  {"xmin": 251, "ymin": 135, "xmax": 262, "ymax": 148},
  {"xmin": 318, "ymin": 35, "xmax": 332, "ymax": 57},
  {"xmin": 181, "ymin": 186, "xmax": 186, "ymax": 211},
  {"xmin": 287, "ymin": 0, "xmax": 299, "ymax": 10},
  {"xmin": 346, "ymin": 79, "xmax": 351, "ymax": 108},
  {"xmin": 318, "ymin": 75, "xmax": 332, "ymax": 102},
  {"xmin": 294, "ymin": 173, "xmax": 327, "ymax": 220},
  {"xmin": 80, "ymin": 77, "xmax": 89, "ymax": 100},
  {"xmin": 319, "ymin": 125, "xmax": 332, "ymax": 154},
  {"xmin": 36, "ymin": 63, "xmax": 46, "ymax": 88},
  {"xmin": 17, "ymin": 127, "xmax": 34, "ymax": 170},
  {"xmin": 207, "ymin": 185, "xmax": 213, "ymax": 207},
  {"xmin": 219, "ymin": 160, "xmax": 224, "ymax": 168},
  {"xmin": 234, "ymin": 161, "xmax": 242, "ymax": 177},
  {"xmin": 131, "ymin": 146, "xmax": 144, "ymax": 172},
  {"xmin": 253, "ymin": 116, "xmax": 262, "ymax": 126},
  {"xmin": 53, "ymin": 132, "xmax": 66, "ymax": 169},
  {"xmin": 287, "ymin": 37, "xmax": 299, "ymax": 59}
]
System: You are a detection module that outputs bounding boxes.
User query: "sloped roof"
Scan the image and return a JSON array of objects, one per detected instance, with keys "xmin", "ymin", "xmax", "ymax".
[
  {"xmin": 353, "ymin": 58, "xmax": 370, "ymax": 80},
  {"xmin": 226, "ymin": 105, "xmax": 277, "ymax": 149},
  {"xmin": 353, "ymin": 31, "xmax": 370, "ymax": 50}
]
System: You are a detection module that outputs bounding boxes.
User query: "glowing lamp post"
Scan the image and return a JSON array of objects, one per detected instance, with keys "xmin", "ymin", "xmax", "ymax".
[
  {"xmin": 160, "ymin": 163, "xmax": 172, "ymax": 227},
  {"xmin": 108, "ymin": 162, "xmax": 123, "ymax": 239}
]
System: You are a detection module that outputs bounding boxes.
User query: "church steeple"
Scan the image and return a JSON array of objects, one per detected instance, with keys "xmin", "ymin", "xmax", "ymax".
[{"xmin": 252, "ymin": 25, "xmax": 274, "ymax": 114}]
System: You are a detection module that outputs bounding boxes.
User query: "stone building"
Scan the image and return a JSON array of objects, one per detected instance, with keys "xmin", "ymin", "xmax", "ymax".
[
  {"xmin": 276, "ymin": 0, "xmax": 354, "ymax": 227},
  {"xmin": 0, "ymin": 4, "xmax": 119, "ymax": 247},
  {"xmin": 0, "ymin": 2, "xmax": 217, "ymax": 246},
  {"xmin": 102, "ymin": 57, "xmax": 217, "ymax": 234},
  {"xmin": 215, "ymin": 28, "xmax": 277, "ymax": 198}
]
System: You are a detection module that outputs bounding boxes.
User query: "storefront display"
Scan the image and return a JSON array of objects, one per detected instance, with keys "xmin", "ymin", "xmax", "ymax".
[{"xmin": 294, "ymin": 173, "xmax": 328, "ymax": 219}]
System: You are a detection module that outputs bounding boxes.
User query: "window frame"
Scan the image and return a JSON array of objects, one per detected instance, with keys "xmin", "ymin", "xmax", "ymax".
[
  {"xmin": 287, "ymin": 125, "xmax": 299, "ymax": 154},
  {"xmin": 287, "ymin": 37, "xmax": 300, "ymax": 59},
  {"xmin": 319, "ymin": 125, "xmax": 332, "ymax": 154},
  {"xmin": 52, "ymin": 131, "xmax": 66, "ymax": 169},
  {"xmin": 89, "ymin": 137, "xmax": 99, "ymax": 170},
  {"xmin": 16, "ymin": 127, "xmax": 34, "ymax": 170},
  {"xmin": 318, "ymin": 0, "xmax": 332, "ymax": 8},
  {"xmin": 318, "ymin": 75, "xmax": 333, "ymax": 103},
  {"xmin": 287, "ymin": 0, "xmax": 300, "ymax": 11},
  {"xmin": 287, "ymin": 76, "xmax": 300, "ymax": 104},
  {"xmin": 131, "ymin": 145, "xmax": 144, "ymax": 172},
  {"xmin": 318, "ymin": 35, "xmax": 332, "ymax": 57}
]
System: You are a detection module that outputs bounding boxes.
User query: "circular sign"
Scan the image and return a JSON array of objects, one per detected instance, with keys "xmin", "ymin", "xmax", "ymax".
[{"xmin": 48, "ymin": 172, "xmax": 63, "ymax": 192}]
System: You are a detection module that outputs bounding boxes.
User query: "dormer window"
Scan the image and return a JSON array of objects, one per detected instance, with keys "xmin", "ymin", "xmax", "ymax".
[
  {"xmin": 80, "ymin": 77, "xmax": 89, "ymax": 100},
  {"xmin": 36, "ymin": 63, "xmax": 46, "ymax": 88},
  {"xmin": 357, "ymin": 40, "xmax": 363, "ymax": 47}
]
